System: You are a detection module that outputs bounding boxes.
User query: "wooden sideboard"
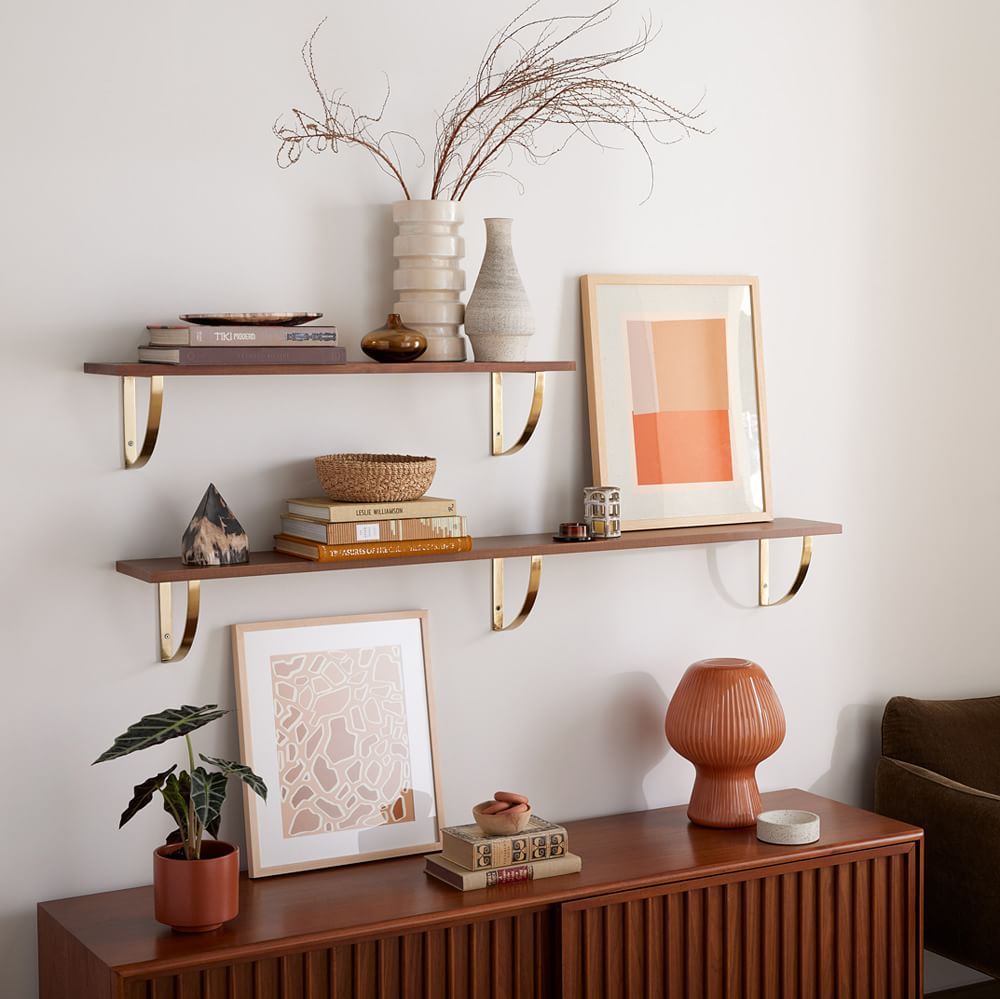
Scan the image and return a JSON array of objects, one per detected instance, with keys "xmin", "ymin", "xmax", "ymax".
[{"xmin": 38, "ymin": 789, "xmax": 923, "ymax": 998}]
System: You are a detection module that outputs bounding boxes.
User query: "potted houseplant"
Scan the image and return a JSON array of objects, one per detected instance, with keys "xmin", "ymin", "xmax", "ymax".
[{"xmin": 93, "ymin": 703, "xmax": 267, "ymax": 933}]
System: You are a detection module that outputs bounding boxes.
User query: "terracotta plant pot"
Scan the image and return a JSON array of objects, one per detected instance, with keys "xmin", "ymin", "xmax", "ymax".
[
  {"xmin": 153, "ymin": 840, "xmax": 239, "ymax": 932},
  {"xmin": 664, "ymin": 658, "xmax": 785, "ymax": 828}
]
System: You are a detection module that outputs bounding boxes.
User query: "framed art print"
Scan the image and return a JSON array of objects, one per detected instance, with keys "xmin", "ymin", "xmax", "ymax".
[
  {"xmin": 581, "ymin": 275, "xmax": 772, "ymax": 530},
  {"xmin": 232, "ymin": 610, "xmax": 442, "ymax": 877}
]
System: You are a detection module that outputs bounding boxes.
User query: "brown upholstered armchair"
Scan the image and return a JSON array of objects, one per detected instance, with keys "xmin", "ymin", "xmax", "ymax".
[{"xmin": 875, "ymin": 695, "xmax": 1000, "ymax": 979}]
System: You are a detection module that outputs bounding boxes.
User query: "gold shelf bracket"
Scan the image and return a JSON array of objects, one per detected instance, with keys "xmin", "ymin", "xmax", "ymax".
[
  {"xmin": 758, "ymin": 536, "xmax": 813, "ymax": 607},
  {"xmin": 492, "ymin": 556, "xmax": 543, "ymax": 631},
  {"xmin": 122, "ymin": 375, "xmax": 165, "ymax": 469},
  {"xmin": 491, "ymin": 371, "xmax": 545, "ymax": 456},
  {"xmin": 157, "ymin": 580, "xmax": 201, "ymax": 662}
]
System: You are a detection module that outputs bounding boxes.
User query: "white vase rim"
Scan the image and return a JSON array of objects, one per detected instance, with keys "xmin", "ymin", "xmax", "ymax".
[{"xmin": 393, "ymin": 198, "xmax": 464, "ymax": 206}]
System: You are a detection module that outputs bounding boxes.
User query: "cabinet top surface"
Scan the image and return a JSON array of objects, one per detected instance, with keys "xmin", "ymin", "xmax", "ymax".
[{"xmin": 39, "ymin": 789, "xmax": 920, "ymax": 976}]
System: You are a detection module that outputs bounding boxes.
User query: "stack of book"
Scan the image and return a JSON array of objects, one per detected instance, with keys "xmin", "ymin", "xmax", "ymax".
[
  {"xmin": 138, "ymin": 323, "xmax": 345, "ymax": 366},
  {"xmin": 274, "ymin": 495, "xmax": 472, "ymax": 563},
  {"xmin": 424, "ymin": 816, "xmax": 581, "ymax": 891}
]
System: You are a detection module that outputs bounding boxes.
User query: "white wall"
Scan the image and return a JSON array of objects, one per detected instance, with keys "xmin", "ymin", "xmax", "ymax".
[{"xmin": 2, "ymin": 1, "xmax": 997, "ymax": 994}]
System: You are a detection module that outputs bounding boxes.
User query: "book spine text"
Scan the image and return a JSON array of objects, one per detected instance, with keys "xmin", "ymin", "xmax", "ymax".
[
  {"xmin": 274, "ymin": 535, "xmax": 473, "ymax": 562},
  {"xmin": 443, "ymin": 829, "xmax": 568, "ymax": 870}
]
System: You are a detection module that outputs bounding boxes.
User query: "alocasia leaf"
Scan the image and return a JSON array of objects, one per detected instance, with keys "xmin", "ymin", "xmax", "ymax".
[
  {"xmin": 161, "ymin": 771, "xmax": 190, "ymax": 832},
  {"xmin": 118, "ymin": 765, "xmax": 176, "ymax": 828},
  {"xmin": 93, "ymin": 705, "xmax": 228, "ymax": 763},
  {"xmin": 191, "ymin": 767, "xmax": 228, "ymax": 838},
  {"xmin": 200, "ymin": 754, "xmax": 268, "ymax": 801}
]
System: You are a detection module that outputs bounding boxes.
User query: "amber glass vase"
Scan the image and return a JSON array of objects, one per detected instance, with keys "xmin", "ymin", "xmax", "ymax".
[
  {"xmin": 664, "ymin": 658, "xmax": 785, "ymax": 828},
  {"xmin": 361, "ymin": 313, "xmax": 427, "ymax": 363}
]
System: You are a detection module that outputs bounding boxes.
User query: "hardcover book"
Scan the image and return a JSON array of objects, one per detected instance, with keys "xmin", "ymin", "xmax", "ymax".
[
  {"xmin": 273, "ymin": 533, "xmax": 473, "ymax": 563},
  {"xmin": 138, "ymin": 345, "xmax": 346, "ymax": 365},
  {"xmin": 424, "ymin": 851, "xmax": 582, "ymax": 891},
  {"xmin": 441, "ymin": 817, "xmax": 568, "ymax": 871},
  {"xmin": 286, "ymin": 496, "xmax": 458, "ymax": 523},
  {"xmin": 280, "ymin": 514, "xmax": 467, "ymax": 546},
  {"xmin": 146, "ymin": 324, "xmax": 339, "ymax": 346}
]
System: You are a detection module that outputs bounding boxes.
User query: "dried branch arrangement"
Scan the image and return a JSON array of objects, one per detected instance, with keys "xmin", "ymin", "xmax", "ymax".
[{"xmin": 275, "ymin": 1, "xmax": 706, "ymax": 201}]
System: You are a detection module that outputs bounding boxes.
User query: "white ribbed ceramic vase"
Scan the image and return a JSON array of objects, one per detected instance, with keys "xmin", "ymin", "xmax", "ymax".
[
  {"xmin": 392, "ymin": 200, "xmax": 467, "ymax": 362},
  {"xmin": 464, "ymin": 217, "xmax": 534, "ymax": 362}
]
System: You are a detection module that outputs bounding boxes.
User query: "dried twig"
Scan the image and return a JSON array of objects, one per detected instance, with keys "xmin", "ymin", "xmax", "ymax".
[{"xmin": 274, "ymin": 19, "xmax": 423, "ymax": 199}]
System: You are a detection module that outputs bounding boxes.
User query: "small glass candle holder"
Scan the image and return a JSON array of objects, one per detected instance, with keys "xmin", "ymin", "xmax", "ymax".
[{"xmin": 584, "ymin": 486, "xmax": 621, "ymax": 538}]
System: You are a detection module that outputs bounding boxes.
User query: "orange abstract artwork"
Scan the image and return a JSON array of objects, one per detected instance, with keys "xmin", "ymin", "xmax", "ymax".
[{"xmin": 626, "ymin": 318, "xmax": 734, "ymax": 485}]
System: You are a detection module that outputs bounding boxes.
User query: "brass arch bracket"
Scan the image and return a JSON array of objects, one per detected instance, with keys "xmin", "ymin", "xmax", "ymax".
[
  {"xmin": 157, "ymin": 581, "xmax": 201, "ymax": 662},
  {"xmin": 758, "ymin": 536, "xmax": 813, "ymax": 607},
  {"xmin": 492, "ymin": 556, "xmax": 543, "ymax": 631},
  {"xmin": 491, "ymin": 372, "xmax": 545, "ymax": 456},
  {"xmin": 123, "ymin": 376, "xmax": 164, "ymax": 468}
]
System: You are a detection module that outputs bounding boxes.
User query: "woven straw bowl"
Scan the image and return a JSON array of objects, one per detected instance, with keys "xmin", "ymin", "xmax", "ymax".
[{"xmin": 314, "ymin": 453, "xmax": 437, "ymax": 503}]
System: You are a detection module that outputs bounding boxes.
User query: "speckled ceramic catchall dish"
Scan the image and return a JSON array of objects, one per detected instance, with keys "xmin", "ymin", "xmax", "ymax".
[{"xmin": 756, "ymin": 809, "xmax": 821, "ymax": 845}]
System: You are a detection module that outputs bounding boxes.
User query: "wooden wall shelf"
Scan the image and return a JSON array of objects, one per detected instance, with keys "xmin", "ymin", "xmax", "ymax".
[
  {"xmin": 37, "ymin": 790, "xmax": 923, "ymax": 998},
  {"xmin": 118, "ymin": 518, "xmax": 839, "ymax": 583},
  {"xmin": 84, "ymin": 361, "xmax": 576, "ymax": 377},
  {"xmin": 119, "ymin": 518, "xmax": 841, "ymax": 660},
  {"xmin": 83, "ymin": 360, "xmax": 576, "ymax": 467}
]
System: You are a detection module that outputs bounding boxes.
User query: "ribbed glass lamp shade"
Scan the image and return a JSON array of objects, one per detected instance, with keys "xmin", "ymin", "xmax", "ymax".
[{"xmin": 664, "ymin": 658, "xmax": 785, "ymax": 828}]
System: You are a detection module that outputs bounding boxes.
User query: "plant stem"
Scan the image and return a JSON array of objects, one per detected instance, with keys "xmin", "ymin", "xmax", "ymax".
[{"xmin": 185, "ymin": 735, "xmax": 198, "ymax": 859}]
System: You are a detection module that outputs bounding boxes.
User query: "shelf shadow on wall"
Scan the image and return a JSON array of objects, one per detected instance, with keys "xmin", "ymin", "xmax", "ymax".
[{"xmin": 705, "ymin": 546, "xmax": 756, "ymax": 610}]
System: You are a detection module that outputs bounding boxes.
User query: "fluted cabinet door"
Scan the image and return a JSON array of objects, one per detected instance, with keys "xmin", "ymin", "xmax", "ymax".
[
  {"xmin": 560, "ymin": 844, "xmax": 920, "ymax": 999},
  {"xmin": 122, "ymin": 909, "xmax": 555, "ymax": 999}
]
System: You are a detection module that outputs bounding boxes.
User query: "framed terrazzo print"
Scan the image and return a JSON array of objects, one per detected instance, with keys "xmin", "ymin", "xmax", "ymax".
[
  {"xmin": 232, "ymin": 610, "xmax": 442, "ymax": 877},
  {"xmin": 581, "ymin": 275, "xmax": 772, "ymax": 530}
]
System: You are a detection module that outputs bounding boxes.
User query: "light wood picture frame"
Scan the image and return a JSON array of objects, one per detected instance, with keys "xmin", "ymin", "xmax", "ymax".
[
  {"xmin": 581, "ymin": 274, "xmax": 773, "ymax": 531},
  {"xmin": 232, "ymin": 610, "xmax": 443, "ymax": 878}
]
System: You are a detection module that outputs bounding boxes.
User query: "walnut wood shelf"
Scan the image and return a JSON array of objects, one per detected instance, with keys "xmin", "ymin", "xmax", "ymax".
[
  {"xmin": 83, "ymin": 360, "xmax": 576, "ymax": 377},
  {"xmin": 83, "ymin": 360, "xmax": 575, "ymax": 468},
  {"xmin": 117, "ymin": 517, "xmax": 840, "ymax": 583},
  {"xmin": 121, "ymin": 518, "xmax": 841, "ymax": 661},
  {"xmin": 37, "ymin": 790, "xmax": 923, "ymax": 999}
]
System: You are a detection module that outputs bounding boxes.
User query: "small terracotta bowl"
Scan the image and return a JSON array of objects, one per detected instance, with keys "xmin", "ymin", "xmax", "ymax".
[{"xmin": 472, "ymin": 800, "xmax": 532, "ymax": 836}]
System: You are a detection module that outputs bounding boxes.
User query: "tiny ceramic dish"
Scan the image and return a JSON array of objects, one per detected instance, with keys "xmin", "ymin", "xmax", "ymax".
[
  {"xmin": 472, "ymin": 800, "xmax": 532, "ymax": 836},
  {"xmin": 756, "ymin": 809, "xmax": 820, "ymax": 845}
]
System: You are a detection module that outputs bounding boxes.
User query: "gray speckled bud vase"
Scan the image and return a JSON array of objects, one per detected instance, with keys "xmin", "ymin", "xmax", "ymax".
[{"xmin": 465, "ymin": 217, "xmax": 534, "ymax": 362}]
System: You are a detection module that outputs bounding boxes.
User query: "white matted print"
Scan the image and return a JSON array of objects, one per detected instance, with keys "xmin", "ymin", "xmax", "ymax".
[
  {"xmin": 581, "ymin": 275, "xmax": 772, "ymax": 530},
  {"xmin": 232, "ymin": 611, "xmax": 442, "ymax": 877}
]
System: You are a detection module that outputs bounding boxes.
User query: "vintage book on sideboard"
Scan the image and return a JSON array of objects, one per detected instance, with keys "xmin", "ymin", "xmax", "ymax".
[{"xmin": 37, "ymin": 789, "xmax": 923, "ymax": 998}]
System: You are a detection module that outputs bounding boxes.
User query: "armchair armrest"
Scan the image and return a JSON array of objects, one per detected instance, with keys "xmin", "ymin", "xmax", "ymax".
[{"xmin": 875, "ymin": 756, "xmax": 1000, "ymax": 977}]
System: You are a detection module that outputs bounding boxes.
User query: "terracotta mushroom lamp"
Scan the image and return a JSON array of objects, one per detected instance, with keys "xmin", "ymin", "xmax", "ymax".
[{"xmin": 665, "ymin": 658, "xmax": 785, "ymax": 828}]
